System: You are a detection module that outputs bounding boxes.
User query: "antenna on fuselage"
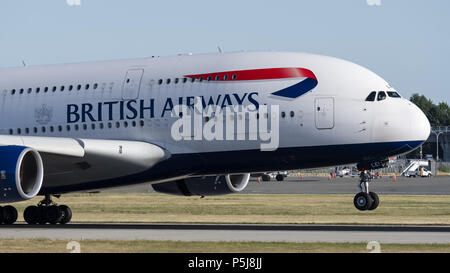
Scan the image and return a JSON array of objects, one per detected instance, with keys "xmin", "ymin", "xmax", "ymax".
[
  {"xmin": 217, "ymin": 46, "xmax": 223, "ymax": 53},
  {"xmin": 22, "ymin": 60, "xmax": 26, "ymax": 67}
]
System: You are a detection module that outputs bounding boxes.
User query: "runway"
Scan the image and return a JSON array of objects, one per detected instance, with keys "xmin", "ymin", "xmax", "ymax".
[
  {"xmin": 103, "ymin": 175, "xmax": 450, "ymax": 195},
  {"xmin": 2, "ymin": 176, "xmax": 449, "ymax": 245},
  {"xmin": 1, "ymin": 223, "xmax": 450, "ymax": 244}
]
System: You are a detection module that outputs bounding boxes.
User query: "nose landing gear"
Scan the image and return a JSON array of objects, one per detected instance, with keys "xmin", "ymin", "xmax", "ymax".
[
  {"xmin": 24, "ymin": 195, "xmax": 72, "ymax": 225},
  {"xmin": 354, "ymin": 171, "xmax": 379, "ymax": 211},
  {"xmin": 354, "ymin": 159, "xmax": 386, "ymax": 211}
]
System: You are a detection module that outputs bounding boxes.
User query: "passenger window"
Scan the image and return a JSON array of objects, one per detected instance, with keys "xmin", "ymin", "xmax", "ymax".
[
  {"xmin": 365, "ymin": 91, "xmax": 376, "ymax": 101},
  {"xmin": 377, "ymin": 91, "xmax": 387, "ymax": 101},
  {"xmin": 387, "ymin": 91, "xmax": 401, "ymax": 98}
]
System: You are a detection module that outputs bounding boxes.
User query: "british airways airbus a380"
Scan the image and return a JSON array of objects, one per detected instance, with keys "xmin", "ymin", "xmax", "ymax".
[{"xmin": 0, "ymin": 51, "xmax": 430, "ymax": 225}]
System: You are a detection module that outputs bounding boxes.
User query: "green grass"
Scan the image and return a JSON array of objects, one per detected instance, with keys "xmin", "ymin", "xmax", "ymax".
[
  {"xmin": 6, "ymin": 193, "xmax": 450, "ymax": 225},
  {"xmin": 1, "ymin": 239, "xmax": 450, "ymax": 253}
]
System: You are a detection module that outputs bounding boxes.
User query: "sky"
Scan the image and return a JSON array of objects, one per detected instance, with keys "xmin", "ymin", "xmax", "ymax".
[{"xmin": 0, "ymin": 0, "xmax": 448, "ymax": 103}]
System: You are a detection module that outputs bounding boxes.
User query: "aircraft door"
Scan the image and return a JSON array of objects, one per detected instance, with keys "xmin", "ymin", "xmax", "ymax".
[
  {"xmin": 122, "ymin": 69, "xmax": 144, "ymax": 100},
  {"xmin": 315, "ymin": 97, "xmax": 334, "ymax": 129}
]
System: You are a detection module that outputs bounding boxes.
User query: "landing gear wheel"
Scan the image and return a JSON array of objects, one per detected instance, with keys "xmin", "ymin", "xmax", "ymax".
[
  {"xmin": 0, "ymin": 206, "xmax": 4, "ymax": 224},
  {"xmin": 59, "ymin": 205, "xmax": 72, "ymax": 224},
  {"xmin": 368, "ymin": 192, "xmax": 379, "ymax": 210},
  {"xmin": 3, "ymin": 206, "xmax": 18, "ymax": 225},
  {"xmin": 276, "ymin": 174, "xmax": 284, "ymax": 181},
  {"xmin": 24, "ymin": 195, "xmax": 72, "ymax": 225},
  {"xmin": 37, "ymin": 207, "xmax": 48, "ymax": 225},
  {"xmin": 46, "ymin": 206, "xmax": 63, "ymax": 224},
  {"xmin": 24, "ymin": 206, "xmax": 40, "ymax": 225},
  {"xmin": 354, "ymin": 192, "xmax": 373, "ymax": 211}
]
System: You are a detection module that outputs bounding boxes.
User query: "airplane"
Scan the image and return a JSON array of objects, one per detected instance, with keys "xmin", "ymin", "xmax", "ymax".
[{"xmin": 0, "ymin": 51, "xmax": 430, "ymax": 225}]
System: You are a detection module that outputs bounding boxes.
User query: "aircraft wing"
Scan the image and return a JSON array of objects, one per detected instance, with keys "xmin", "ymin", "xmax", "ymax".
[{"xmin": 0, "ymin": 135, "xmax": 170, "ymax": 188}]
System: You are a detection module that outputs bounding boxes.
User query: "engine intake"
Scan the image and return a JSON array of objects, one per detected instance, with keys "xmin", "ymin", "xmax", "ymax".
[
  {"xmin": 0, "ymin": 146, "xmax": 44, "ymax": 203},
  {"xmin": 152, "ymin": 174, "xmax": 250, "ymax": 196}
]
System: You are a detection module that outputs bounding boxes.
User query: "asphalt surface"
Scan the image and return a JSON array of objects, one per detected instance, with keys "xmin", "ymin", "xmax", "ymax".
[
  {"xmin": 2, "ymin": 175, "xmax": 450, "ymax": 245},
  {"xmin": 102, "ymin": 175, "xmax": 450, "ymax": 195},
  {"xmin": 1, "ymin": 223, "xmax": 450, "ymax": 244}
]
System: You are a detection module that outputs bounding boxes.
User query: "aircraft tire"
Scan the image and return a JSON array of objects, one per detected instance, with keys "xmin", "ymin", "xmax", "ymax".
[
  {"xmin": 38, "ymin": 207, "xmax": 48, "ymax": 225},
  {"xmin": 0, "ymin": 207, "xmax": 4, "ymax": 224},
  {"xmin": 3, "ymin": 206, "xmax": 18, "ymax": 225},
  {"xmin": 24, "ymin": 206, "xmax": 40, "ymax": 225},
  {"xmin": 368, "ymin": 192, "xmax": 379, "ymax": 210},
  {"xmin": 354, "ymin": 192, "xmax": 373, "ymax": 211},
  {"xmin": 59, "ymin": 205, "xmax": 72, "ymax": 224},
  {"xmin": 46, "ymin": 205, "xmax": 63, "ymax": 224}
]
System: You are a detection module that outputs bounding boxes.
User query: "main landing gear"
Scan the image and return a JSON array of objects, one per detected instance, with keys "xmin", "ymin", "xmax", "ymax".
[
  {"xmin": 354, "ymin": 171, "xmax": 379, "ymax": 211},
  {"xmin": 23, "ymin": 195, "xmax": 72, "ymax": 225},
  {"xmin": 0, "ymin": 206, "xmax": 18, "ymax": 225}
]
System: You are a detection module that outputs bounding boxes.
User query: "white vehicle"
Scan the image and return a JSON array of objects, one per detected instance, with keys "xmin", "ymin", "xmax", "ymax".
[
  {"xmin": 402, "ymin": 160, "xmax": 430, "ymax": 177},
  {"xmin": 408, "ymin": 167, "xmax": 432, "ymax": 178},
  {"xmin": 275, "ymin": 171, "xmax": 288, "ymax": 181},
  {"xmin": 419, "ymin": 168, "xmax": 433, "ymax": 177},
  {"xmin": 337, "ymin": 167, "xmax": 351, "ymax": 177},
  {"xmin": 260, "ymin": 171, "xmax": 287, "ymax": 181},
  {"xmin": 0, "ymin": 51, "xmax": 431, "ymax": 224}
]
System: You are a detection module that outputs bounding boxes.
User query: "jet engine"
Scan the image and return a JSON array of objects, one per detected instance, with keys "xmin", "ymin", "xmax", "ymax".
[
  {"xmin": 0, "ymin": 146, "xmax": 44, "ymax": 203},
  {"xmin": 152, "ymin": 174, "xmax": 250, "ymax": 196}
]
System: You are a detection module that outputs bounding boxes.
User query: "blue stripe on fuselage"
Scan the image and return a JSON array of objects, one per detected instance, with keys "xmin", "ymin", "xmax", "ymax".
[{"xmin": 40, "ymin": 140, "xmax": 424, "ymax": 195}]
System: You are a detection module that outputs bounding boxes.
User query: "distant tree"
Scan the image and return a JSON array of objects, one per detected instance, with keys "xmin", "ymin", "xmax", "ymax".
[
  {"xmin": 410, "ymin": 94, "xmax": 450, "ymax": 126},
  {"xmin": 405, "ymin": 94, "xmax": 449, "ymax": 159}
]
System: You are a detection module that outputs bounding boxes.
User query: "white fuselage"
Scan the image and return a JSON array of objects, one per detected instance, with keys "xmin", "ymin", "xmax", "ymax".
[{"xmin": 0, "ymin": 51, "xmax": 431, "ymax": 192}]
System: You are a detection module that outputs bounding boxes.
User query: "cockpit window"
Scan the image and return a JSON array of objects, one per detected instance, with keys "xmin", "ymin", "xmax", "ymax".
[
  {"xmin": 387, "ymin": 91, "xmax": 401, "ymax": 98},
  {"xmin": 377, "ymin": 91, "xmax": 387, "ymax": 101},
  {"xmin": 365, "ymin": 91, "xmax": 376, "ymax": 101}
]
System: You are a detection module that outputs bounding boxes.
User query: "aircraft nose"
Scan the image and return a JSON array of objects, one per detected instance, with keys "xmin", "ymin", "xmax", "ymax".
[{"xmin": 410, "ymin": 103, "xmax": 431, "ymax": 142}]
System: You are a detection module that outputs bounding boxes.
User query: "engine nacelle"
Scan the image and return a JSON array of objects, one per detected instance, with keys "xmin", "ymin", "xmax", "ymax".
[
  {"xmin": 152, "ymin": 174, "xmax": 250, "ymax": 196},
  {"xmin": 0, "ymin": 146, "xmax": 44, "ymax": 203}
]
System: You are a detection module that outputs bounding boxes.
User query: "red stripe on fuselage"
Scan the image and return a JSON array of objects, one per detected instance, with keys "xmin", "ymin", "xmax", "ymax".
[{"xmin": 184, "ymin": 68, "xmax": 316, "ymax": 81}]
